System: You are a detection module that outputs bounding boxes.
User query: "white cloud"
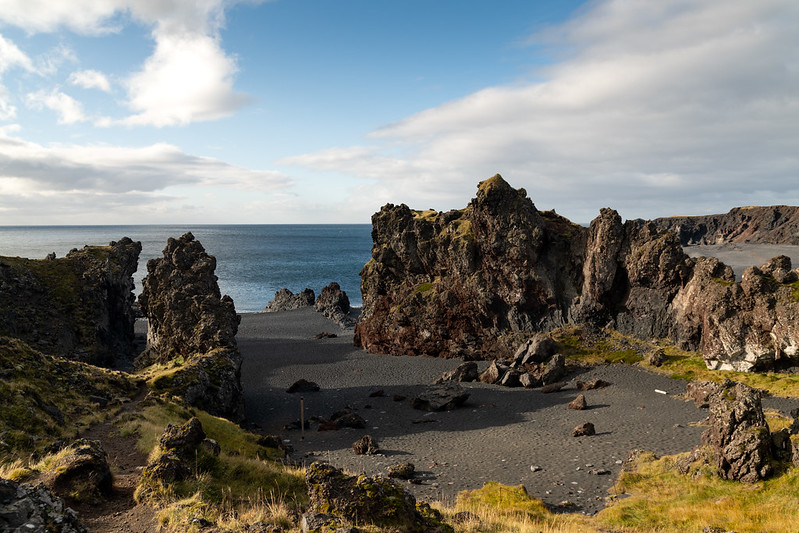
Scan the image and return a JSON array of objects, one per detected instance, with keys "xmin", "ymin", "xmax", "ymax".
[
  {"xmin": 285, "ymin": 0, "xmax": 799, "ymax": 222},
  {"xmin": 0, "ymin": 34, "xmax": 36, "ymax": 121},
  {"xmin": 26, "ymin": 89, "xmax": 88, "ymax": 124},
  {"xmin": 68, "ymin": 69, "xmax": 112, "ymax": 92},
  {"xmin": 120, "ymin": 31, "xmax": 249, "ymax": 126},
  {"xmin": 0, "ymin": 131, "xmax": 291, "ymax": 193},
  {"xmin": 0, "ymin": 1, "xmax": 259, "ymax": 127}
]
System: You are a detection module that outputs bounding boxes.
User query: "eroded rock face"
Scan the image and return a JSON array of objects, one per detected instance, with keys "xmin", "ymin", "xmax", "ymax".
[
  {"xmin": 355, "ymin": 175, "xmax": 799, "ymax": 371},
  {"xmin": 0, "ymin": 238, "xmax": 141, "ymax": 366},
  {"xmin": 701, "ymin": 380, "xmax": 773, "ymax": 483},
  {"xmin": 653, "ymin": 205, "xmax": 799, "ymax": 245},
  {"xmin": 138, "ymin": 233, "xmax": 244, "ymax": 421},
  {"xmin": 139, "ymin": 233, "xmax": 239, "ymax": 364}
]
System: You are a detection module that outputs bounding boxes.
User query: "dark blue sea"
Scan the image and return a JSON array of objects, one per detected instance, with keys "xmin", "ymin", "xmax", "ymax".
[{"xmin": 0, "ymin": 225, "xmax": 373, "ymax": 313}]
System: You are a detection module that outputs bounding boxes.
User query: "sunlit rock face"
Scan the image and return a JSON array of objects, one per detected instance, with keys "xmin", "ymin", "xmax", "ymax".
[{"xmin": 355, "ymin": 174, "xmax": 799, "ymax": 371}]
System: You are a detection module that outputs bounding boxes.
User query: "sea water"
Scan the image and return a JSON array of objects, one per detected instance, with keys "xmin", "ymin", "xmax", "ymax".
[{"xmin": 0, "ymin": 225, "xmax": 373, "ymax": 312}]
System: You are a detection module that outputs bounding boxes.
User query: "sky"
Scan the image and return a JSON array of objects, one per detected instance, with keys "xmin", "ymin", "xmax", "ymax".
[{"xmin": 0, "ymin": 0, "xmax": 797, "ymax": 226}]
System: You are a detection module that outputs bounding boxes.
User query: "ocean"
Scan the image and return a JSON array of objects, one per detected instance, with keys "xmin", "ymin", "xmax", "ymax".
[{"xmin": 0, "ymin": 225, "xmax": 373, "ymax": 313}]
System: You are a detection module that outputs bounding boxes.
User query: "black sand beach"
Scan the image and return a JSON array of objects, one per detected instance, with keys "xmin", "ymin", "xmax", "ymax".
[{"xmin": 239, "ymin": 309, "xmax": 729, "ymax": 514}]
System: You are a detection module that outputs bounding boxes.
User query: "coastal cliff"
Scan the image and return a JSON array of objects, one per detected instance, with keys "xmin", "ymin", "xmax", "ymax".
[
  {"xmin": 355, "ymin": 175, "xmax": 799, "ymax": 371},
  {"xmin": 0, "ymin": 238, "xmax": 141, "ymax": 366},
  {"xmin": 653, "ymin": 206, "xmax": 799, "ymax": 245}
]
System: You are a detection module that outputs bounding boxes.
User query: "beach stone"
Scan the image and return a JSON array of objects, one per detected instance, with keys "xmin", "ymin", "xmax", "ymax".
[
  {"xmin": 434, "ymin": 362, "xmax": 479, "ymax": 384},
  {"xmin": 387, "ymin": 462, "xmax": 415, "ymax": 479},
  {"xmin": 512, "ymin": 334, "xmax": 556, "ymax": 367},
  {"xmin": 519, "ymin": 372, "xmax": 542, "ymax": 388},
  {"xmin": 568, "ymin": 394, "xmax": 588, "ymax": 410},
  {"xmin": 264, "ymin": 288, "xmax": 315, "ymax": 312},
  {"xmin": 576, "ymin": 379, "xmax": 610, "ymax": 391},
  {"xmin": 332, "ymin": 411, "xmax": 366, "ymax": 429},
  {"xmin": 304, "ymin": 462, "xmax": 453, "ymax": 533},
  {"xmin": 287, "ymin": 379, "xmax": 321, "ymax": 393},
  {"xmin": 539, "ymin": 353, "xmax": 567, "ymax": 384},
  {"xmin": 352, "ymin": 435, "xmax": 379, "ymax": 455},
  {"xmin": 572, "ymin": 422, "xmax": 595, "ymax": 437},
  {"xmin": 701, "ymin": 380, "xmax": 773, "ymax": 482},
  {"xmin": 49, "ymin": 439, "xmax": 113, "ymax": 504},
  {"xmin": 0, "ymin": 478, "xmax": 92, "ymax": 533},
  {"xmin": 540, "ymin": 381, "xmax": 566, "ymax": 393},
  {"xmin": 499, "ymin": 369, "xmax": 523, "ymax": 387},
  {"xmin": 410, "ymin": 382, "xmax": 470, "ymax": 411},
  {"xmin": 478, "ymin": 361, "xmax": 506, "ymax": 384}
]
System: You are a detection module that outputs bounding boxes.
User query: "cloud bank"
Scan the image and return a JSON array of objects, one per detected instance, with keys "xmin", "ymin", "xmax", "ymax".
[{"xmin": 284, "ymin": 0, "xmax": 799, "ymax": 222}]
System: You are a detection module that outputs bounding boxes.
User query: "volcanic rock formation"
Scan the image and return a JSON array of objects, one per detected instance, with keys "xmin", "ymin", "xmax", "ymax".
[
  {"xmin": 355, "ymin": 175, "xmax": 799, "ymax": 371},
  {"xmin": 138, "ymin": 233, "xmax": 244, "ymax": 421},
  {"xmin": 0, "ymin": 238, "xmax": 141, "ymax": 366}
]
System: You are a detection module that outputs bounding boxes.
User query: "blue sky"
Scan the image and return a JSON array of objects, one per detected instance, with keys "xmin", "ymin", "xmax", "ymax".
[{"xmin": 0, "ymin": 0, "xmax": 797, "ymax": 225}]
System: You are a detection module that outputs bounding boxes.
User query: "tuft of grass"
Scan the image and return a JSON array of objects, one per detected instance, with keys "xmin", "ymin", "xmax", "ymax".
[
  {"xmin": 439, "ymin": 482, "xmax": 600, "ymax": 533},
  {"xmin": 598, "ymin": 449, "xmax": 799, "ymax": 533},
  {"xmin": 126, "ymin": 400, "xmax": 307, "ymax": 532}
]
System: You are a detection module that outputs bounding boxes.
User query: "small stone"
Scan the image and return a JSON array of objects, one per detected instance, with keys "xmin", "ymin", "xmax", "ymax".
[
  {"xmin": 572, "ymin": 422, "xmax": 595, "ymax": 437},
  {"xmin": 568, "ymin": 394, "xmax": 588, "ymax": 410},
  {"xmin": 387, "ymin": 462, "xmax": 415, "ymax": 479},
  {"xmin": 286, "ymin": 379, "xmax": 320, "ymax": 393},
  {"xmin": 352, "ymin": 434, "xmax": 379, "ymax": 455},
  {"xmin": 530, "ymin": 465, "xmax": 542, "ymax": 472}
]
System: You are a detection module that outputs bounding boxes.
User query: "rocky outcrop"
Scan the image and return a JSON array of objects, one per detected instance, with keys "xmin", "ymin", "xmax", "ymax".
[
  {"xmin": 48, "ymin": 439, "xmax": 112, "ymax": 504},
  {"xmin": 0, "ymin": 238, "xmax": 141, "ymax": 366},
  {"xmin": 701, "ymin": 380, "xmax": 772, "ymax": 482},
  {"xmin": 653, "ymin": 206, "xmax": 799, "ymax": 245},
  {"xmin": 263, "ymin": 288, "xmax": 316, "ymax": 312},
  {"xmin": 138, "ymin": 233, "xmax": 239, "ymax": 365},
  {"xmin": 0, "ymin": 478, "xmax": 91, "ymax": 533},
  {"xmin": 355, "ymin": 175, "xmax": 799, "ymax": 371},
  {"xmin": 304, "ymin": 462, "xmax": 452, "ymax": 533},
  {"xmin": 315, "ymin": 282, "xmax": 354, "ymax": 328},
  {"xmin": 138, "ymin": 233, "xmax": 244, "ymax": 421}
]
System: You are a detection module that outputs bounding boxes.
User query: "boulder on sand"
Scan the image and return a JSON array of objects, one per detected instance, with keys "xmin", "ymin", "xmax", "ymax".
[{"xmin": 410, "ymin": 382, "xmax": 470, "ymax": 412}]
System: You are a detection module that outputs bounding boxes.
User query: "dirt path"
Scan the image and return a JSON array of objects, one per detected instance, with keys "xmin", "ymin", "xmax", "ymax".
[{"xmin": 74, "ymin": 384, "xmax": 159, "ymax": 533}]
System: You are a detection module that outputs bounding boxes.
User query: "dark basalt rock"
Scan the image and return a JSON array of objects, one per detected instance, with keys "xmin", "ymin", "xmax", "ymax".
[
  {"xmin": 137, "ymin": 233, "xmax": 244, "ymax": 421},
  {"xmin": 287, "ymin": 379, "xmax": 320, "ymax": 393},
  {"xmin": 0, "ymin": 238, "xmax": 141, "ymax": 366},
  {"xmin": 701, "ymin": 380, "xmax": 773, "ymax": 482},
  {"xmin": 572, "ymin": 422, "xmax": 596, "ymax": 437},
  {"xmin": 352, "ymin": 434, "xmax": 379, "ymax": 455},
  {"xmin": 138, "ymin": 232, "xmax": 239, "ymax": 365},
  {"xmin": 315, "ymin": 282, "xmax": 355, "ymax": 328},
  {"xmin": 410, "ymin": 382, "xmax": 470, "ymax": 412},
  {"xmin": 355, "ymin": 175, "xmax": 799, "ymax": 371},
  {"xmin": 568, "ymin": 394, "xmax": 587, "ymax": 410},
  {"xmin": 304, "ymin": 462, "xmax": 453, "ymax": 533},
  {"xmin": 0, "ymin": 478, "xmax": 92, "ymax": 533},
  {"xmin": 263, "ymin": 288, "xmax": 315, "ymax": 312},
  {"xmin": 159, "ymin": 417, "xmax": 206, "ymax": 456},
  {"xmin": 387, "ymin": 462, "xmax": 415, "ymax": 479},
  {"xmin": 49, "ymin": 439, "xmax": 112, "ymax": 504},
  {"xmin": 434, "ymin": 361, "xmax": 479, "ymax": 384}
]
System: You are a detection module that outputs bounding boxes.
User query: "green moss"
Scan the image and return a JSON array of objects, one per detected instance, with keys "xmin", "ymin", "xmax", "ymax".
[{"xmin": 712, "ymin": 277, "xmax": 735, "ymax": 287}]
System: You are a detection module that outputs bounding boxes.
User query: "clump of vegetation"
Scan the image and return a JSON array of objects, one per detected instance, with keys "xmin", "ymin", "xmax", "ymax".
[
  {"xmin": 596, "ymin": 447, "xmax": 799, "ymax": 532},
  {"xmin": 0, "ymin": 337, "xmax": 136, "ymax": 460},
  {"xmin": 439, "ymin": 481, "xmax": 598, "ymax": 533},
  {"xmin": 123, "ymin": 399, "xmax": 307, "ymax": 532}
]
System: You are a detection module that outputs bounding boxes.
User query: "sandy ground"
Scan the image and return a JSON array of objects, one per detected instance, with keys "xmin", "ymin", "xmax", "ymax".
[
  {"xmin": 237, "ymin": 309, "xmax": 766, "ymax": 515},
  {"xmin": 684, "ymin": 244, "xmax": 799, "ymax": 280}
]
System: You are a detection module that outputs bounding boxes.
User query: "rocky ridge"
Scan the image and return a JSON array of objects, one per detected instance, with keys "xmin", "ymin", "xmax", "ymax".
[
  {"xmin": 653, "ymin": 206, "xmax": 799, "ymax": 245},
  {"xmin": 0, "ymin": 238, "xmax": 141, "ymax": 366},
  {"xmin": 355, "ymin": 175, "xmax": 799, "ymax": 371}
]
